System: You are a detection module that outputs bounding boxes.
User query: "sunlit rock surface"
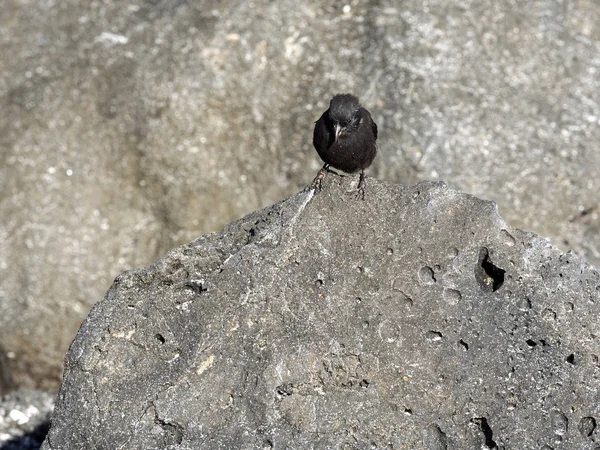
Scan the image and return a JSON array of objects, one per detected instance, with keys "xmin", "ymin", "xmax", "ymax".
[{"xmin": 42, "ymin": 177, "xmax": 600, "ymax": 449}]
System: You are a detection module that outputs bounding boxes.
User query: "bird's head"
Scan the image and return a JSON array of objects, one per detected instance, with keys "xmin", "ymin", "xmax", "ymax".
[{"xmin": 329, "ymin": 94, "xmax": 361, "ymax": 141}]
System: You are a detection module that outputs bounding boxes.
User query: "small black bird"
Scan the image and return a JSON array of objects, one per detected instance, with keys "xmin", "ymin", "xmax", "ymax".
[{"xmin": 311, "ymin": 94, "xmax": 378, "ymax": 199}]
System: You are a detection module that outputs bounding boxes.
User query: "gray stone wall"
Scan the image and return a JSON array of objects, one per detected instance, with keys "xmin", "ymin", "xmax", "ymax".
[{"xmin": 1, "ymin": 0, "xmax": 599, "ymax": 390}]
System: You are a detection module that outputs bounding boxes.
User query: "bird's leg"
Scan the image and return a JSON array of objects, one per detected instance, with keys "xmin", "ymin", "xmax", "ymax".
[
  {"xmin": 310, "ymin": 164, "xmax": 329, "ymax": 193},
  {"xmin": 356, "ymin": 170, "xmax": 367, "ymax": 200}
]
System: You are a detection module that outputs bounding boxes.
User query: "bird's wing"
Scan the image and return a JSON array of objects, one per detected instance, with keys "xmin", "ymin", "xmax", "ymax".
[
  {"xmin": 362, "ymin": 108, "xmax": 378, "ymax": 140},
  {"xmin": 313, "ymin": 110, "xmax": 334, "ymax": 151},
  {"xmin": 371, "ymin": 117, "xmax": 378, "ymax": 140}
]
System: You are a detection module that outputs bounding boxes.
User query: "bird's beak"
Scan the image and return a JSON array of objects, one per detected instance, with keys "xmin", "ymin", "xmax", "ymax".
[{"xmin": 334, "ymin": 123, "xmax": 342, "ymax": 141}]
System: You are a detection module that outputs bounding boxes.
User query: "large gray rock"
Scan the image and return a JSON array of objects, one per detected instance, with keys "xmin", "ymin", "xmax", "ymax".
[
  {"xmin": 2, "ymin": 0, "xmax": 599, "ymax": 390},
  {"xmin": 43, "ymin": 176, "xmax": 600, "ymax": 449}
]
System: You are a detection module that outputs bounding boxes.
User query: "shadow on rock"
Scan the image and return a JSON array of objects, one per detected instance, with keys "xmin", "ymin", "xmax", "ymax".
[{"xmin": 0, "ymin": 422, "xmax": 49, "ymax": 450}]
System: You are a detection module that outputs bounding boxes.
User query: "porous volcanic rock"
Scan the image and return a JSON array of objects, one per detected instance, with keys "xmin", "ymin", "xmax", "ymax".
[{"xmin": 43, "ymin": 176, "xmax": 600, "ymax": 449}]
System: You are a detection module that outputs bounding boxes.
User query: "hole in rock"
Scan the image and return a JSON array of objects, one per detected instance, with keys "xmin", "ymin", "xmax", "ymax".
[
  {"xmin": 579, "ymin": 416, "xmax": 596, "ymax": 437},
  {"xmin": 419, "ymin": 266, "xmax": 436, "ymax": 284},
  {"xmin": 276, "ymin": 383, "xmax": 294, "ymax": 396},
  {"xmin": 184, "ymin": 279, "xmax": 207, "ymax": 295},
  {"xmin": 155, "ymin": 333, "xmax": 166, "ymax": 344},
  {"xmin": 471, "ymin": 417, "xmax": 497, "ymax": 448},
  {"xmin": 425, "ymin": 331, "xmax": 443, "ymax": 342},
  {"xmin": 526, "ymin": 339, "xmax": 537, "ymax": 348},
  {"xmin": 475, "ymin": 247, "xmax": 505, "ymax": 292},
  {"xmin": 566, "ymin": 353, "xmax": 575, "ymax": 365},
  {"xmin": 154, "ymin": 417, "xmax": 184, "ymax": 445}
]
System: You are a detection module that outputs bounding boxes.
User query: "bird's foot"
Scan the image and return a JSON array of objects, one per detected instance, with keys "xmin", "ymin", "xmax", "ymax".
[
  {"xmin": 309, "ymin": 165, "xmax": 329, "ymax": 194},
  {"xmin": 355, "ymin": 171, "xmax": 367, "ymax": 200}
]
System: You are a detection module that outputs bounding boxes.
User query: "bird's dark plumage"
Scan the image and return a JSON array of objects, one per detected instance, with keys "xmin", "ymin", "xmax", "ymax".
[{"xmin": 311, "ymin": 94, "xmax": 377, "ymax": 199}]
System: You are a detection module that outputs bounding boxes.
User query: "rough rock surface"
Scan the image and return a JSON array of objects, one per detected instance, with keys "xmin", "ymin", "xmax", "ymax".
[
  {"xmin": 2, "ymin": 0, "xmax": 600, "ymax": 390},
  {"xmin": 43, "ymin": 176, "xmax": 600, "ymax": 449}
]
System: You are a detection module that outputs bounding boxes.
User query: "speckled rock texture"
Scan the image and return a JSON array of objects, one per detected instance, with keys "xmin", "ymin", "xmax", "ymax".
[
  {"xmin": 42, "ymin": 176, "xmax": 600, "ymax": 449},
  {"xmin": 2, "ymin": 0, "xmax": 600, "ymax": 390}
]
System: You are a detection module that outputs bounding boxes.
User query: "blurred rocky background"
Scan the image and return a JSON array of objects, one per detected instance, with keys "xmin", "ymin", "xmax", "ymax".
[{"xmin": 0, "ymin": 0, "xmax": 599, "ymax": 428}]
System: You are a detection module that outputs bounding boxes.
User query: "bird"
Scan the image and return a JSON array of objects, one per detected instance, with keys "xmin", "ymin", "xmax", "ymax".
[{"xmin": 311, "ymin": 94, "xmax": 378, "ymax": 200}]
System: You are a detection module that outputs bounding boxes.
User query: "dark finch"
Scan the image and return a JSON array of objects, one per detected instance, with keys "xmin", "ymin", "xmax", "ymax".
[{"xmin": 311, "ymin": 94, "xmax": 378, "ymax": 199}]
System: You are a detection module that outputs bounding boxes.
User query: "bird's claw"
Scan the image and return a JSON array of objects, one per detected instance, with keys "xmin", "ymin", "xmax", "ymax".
[
  {"xmin": 355, "ymin": 171, "xmax": 367, "ymax": 201},
  {"xmin": 309, "ymin": 165, "xmax": 328, "ymax": 194},
  {"xmin": 355, "ymin": 187, "xmax": 366, "ymax": 201}
]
